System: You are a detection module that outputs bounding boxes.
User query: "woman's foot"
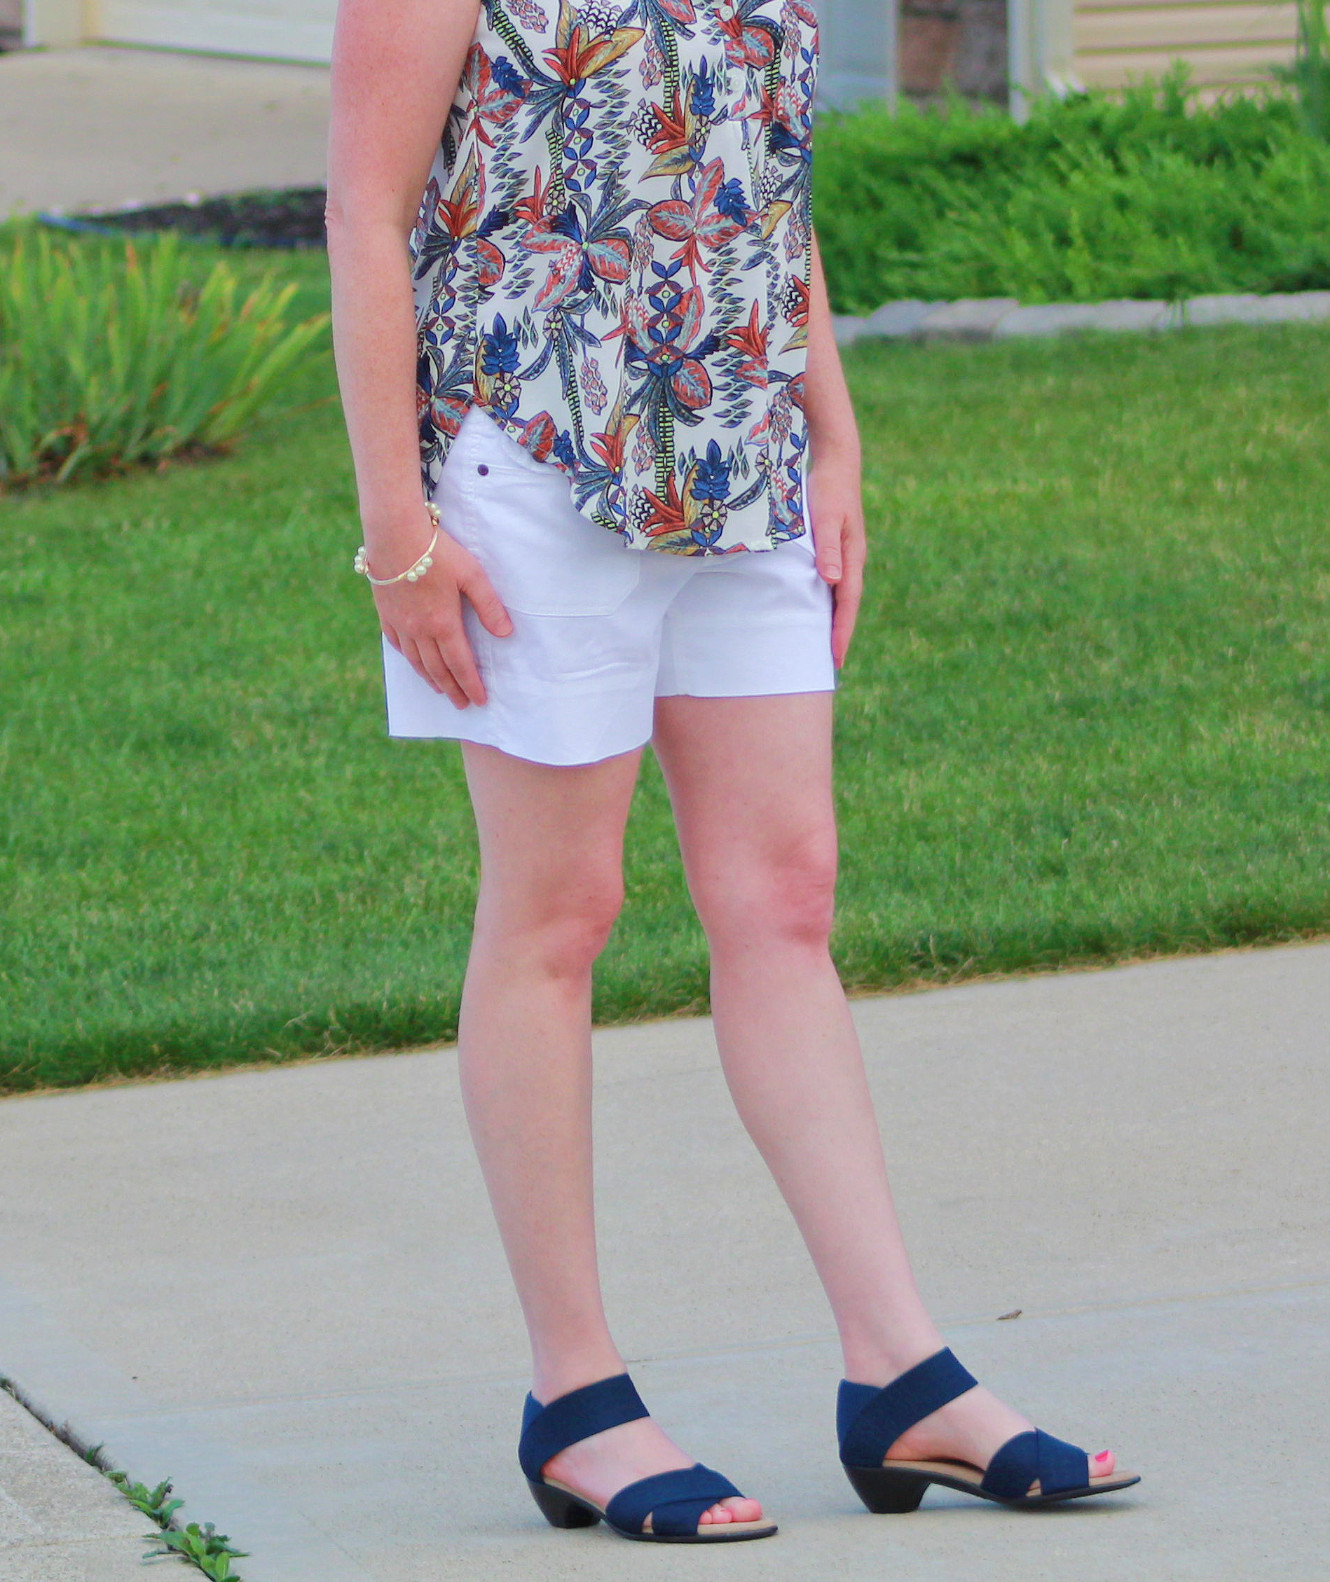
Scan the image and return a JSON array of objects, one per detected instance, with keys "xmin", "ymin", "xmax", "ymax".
[
  {"xmin": 853, "ymin": 1350, "xmax": 1116, "ymax": 1487},
  {"xmin": 541, "ymin": 1414, "xmax": 763, "ymax": 1530}
]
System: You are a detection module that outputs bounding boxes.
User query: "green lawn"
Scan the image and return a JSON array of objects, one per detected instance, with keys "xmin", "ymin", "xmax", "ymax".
[{"xmin": 4, "ymin": 294, "xmax": 1329, "ymax": 1090}]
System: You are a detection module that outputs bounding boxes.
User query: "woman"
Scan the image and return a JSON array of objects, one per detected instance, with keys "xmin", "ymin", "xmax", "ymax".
[{"xmin": 325, "ymin": 0, "xmax": 1137, "ymax": 1543}]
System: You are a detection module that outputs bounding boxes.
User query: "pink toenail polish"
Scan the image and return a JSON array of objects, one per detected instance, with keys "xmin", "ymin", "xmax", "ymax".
[{"xmin": 1095, "ymin": 1451, "xmax": 1111, "ymax": 1462}]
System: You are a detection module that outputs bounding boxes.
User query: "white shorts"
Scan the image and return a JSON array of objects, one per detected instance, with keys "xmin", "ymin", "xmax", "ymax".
[{"xmin": 382, "ymin": 405, "xmax": 837, "ymax": 766}]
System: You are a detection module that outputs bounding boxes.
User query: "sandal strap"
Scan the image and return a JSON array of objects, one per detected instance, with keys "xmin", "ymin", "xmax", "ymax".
[
  {"xmin": 606, "ymin": 1463, "xmax": 742, "ymax": 1537},
  {"xmin": 981, "ymin": 1428, "xmax": 1090, "ymax": 1500},
  {"xmin": 518, "ymin": 1373, "xmax": 649, "ymax": 1481},
  {"xmin": 838, "ymin": 1348, "xmax": 978, "ymax": 1467}
]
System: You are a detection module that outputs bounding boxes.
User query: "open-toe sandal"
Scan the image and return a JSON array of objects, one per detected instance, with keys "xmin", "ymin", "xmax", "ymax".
[
  {"xmin": 519, "ymin": 1372, "xmax": 777, "ymax": 1543},
  {"xmin": 837, "ymin": 1347, "xmax": 1140, "ymax": 1511}
]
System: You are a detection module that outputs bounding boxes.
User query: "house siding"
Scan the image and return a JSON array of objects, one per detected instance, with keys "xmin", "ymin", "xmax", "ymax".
[
  {"xmin": 88, "ymin": 0, "xmax": 334, "ymax": 60},
  {"xmin": 1071, "ymin": 0, "xmax": 1299, "ymax": 93}
]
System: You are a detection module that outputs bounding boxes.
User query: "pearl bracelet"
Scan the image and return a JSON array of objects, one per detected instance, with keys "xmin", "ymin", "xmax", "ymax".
[{"xmin": 353, "ymin": 502, "xmax": 441, "ymax": 586}]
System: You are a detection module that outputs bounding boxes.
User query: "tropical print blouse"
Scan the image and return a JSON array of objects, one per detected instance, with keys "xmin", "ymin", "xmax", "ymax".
[{"xmin": 409, "ymin": 0, "xmax": 819, "ymax": 555}]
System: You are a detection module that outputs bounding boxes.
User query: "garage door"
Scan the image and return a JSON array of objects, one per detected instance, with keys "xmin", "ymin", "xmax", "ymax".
[{"xmin": 91, "ymin": 0, "xmax": 336, "ymax": 63}]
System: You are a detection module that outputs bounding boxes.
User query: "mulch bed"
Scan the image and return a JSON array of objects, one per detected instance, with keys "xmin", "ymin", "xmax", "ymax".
[{"xmin": 55, "ymin": 187, "xmax": 329, "ymax": 249}]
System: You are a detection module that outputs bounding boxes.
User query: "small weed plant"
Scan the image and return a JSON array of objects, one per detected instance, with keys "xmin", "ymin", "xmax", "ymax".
[
  {"xmin": 106, "ymin": 1469, "xmax": 248, "ymax": 1579},
  {"xmin": 0, "ymin": 226, "xmax": 328, "ymax": 488}
]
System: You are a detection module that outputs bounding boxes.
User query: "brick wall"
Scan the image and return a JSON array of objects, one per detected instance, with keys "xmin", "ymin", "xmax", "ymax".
[{"xmin": 901, "ymin": 0, "xmax": 1009, "ymax": 101}]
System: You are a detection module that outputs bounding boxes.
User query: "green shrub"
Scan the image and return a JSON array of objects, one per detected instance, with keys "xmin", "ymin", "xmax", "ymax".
[
  {"xmin": 813, "ymin": 71, "xmax": 1330, "ymax": 310},
  {"xmin": 0, "ymin": 226, "xmax": 329, "ymax": 488}
]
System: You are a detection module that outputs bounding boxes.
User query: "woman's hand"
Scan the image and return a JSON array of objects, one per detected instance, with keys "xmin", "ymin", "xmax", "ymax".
[
  {"xmin": 367, "ymin": 508, "xmax": 513, "ymax": 708},
  {"xmin": 800, "ymin": 226, "xmax": 868, "ymax": 671},
  {"xmin": 807, "ymin": 445, "xmax": 867, "ymax": 670}
]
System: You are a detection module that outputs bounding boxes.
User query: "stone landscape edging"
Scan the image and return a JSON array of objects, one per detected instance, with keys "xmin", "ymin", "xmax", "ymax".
[{"xmin": 833, "ymin": 290, "xmax": 1330, "ymax": 346}]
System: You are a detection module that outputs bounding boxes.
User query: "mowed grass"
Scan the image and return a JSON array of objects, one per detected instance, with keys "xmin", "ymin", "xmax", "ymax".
[{"xmin": 3, "ymin": 288, "xmax": 1329, "ymax": 1088}]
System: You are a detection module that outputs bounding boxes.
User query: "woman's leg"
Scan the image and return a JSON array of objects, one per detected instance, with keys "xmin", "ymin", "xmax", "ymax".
[
  {"xmin": 650, "ymin": 693, "xmax": 1116, "ymax": 1476},
  {"xmin": 456, "ymin": 739, "xmax": 761, "ymax": 1524}
]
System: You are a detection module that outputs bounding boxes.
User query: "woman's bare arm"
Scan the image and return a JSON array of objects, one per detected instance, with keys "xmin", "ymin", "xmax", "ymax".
[
  {"xmin": 326, "ymin": 0, "xmax": 511, "ymax": 707},
  {"xmin": 802, "ymin": 226, "xmax": 866, "ymax": 669}
]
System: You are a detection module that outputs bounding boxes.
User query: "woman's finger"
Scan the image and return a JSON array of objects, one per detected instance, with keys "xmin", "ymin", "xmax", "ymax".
[
  {"xmin": 849, "ymin": 509, "xmax": 869, "ymax": 575},
  {"xmin": 832, "ymin": 577, "xmax": 861, "ymax": 667},
  {"xmin": 831, "ymin": 518, "xmax": 865, "ymax": 667},
  {"xmin": 420, "ymin": 635, "xmax": 473, "ymax": 708},
  {"xmin": 398, "ymin": 635, "xmax": 436, "ymax": 692},
  {"xmin": 402, "ymin": 634, "xmax": 466, "ymax": 707},
  {"xmin": 814, "ymin": 526, "xmax": 842, "ymax": 584},
  {"xmin": 457, "ymin": 562, "xmax": 514, "ymax": 641},
  {"xmin": 438, "ymin": 629, "xmax": 489, "ymax": 707},
  {"xmin": 806, "ymin": 467, "xmax": 844, "ymax": 585}
]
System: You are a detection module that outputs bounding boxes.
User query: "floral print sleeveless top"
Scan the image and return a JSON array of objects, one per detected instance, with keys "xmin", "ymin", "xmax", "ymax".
[{"xmin": 409, "ymin": 0, "xmax": 819, "ymax": 555}]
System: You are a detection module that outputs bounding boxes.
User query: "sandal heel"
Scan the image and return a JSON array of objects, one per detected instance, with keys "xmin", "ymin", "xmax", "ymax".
[
  {"xmin": 527, "ymin": 1479, "xmax": 601, "ymax": 1529},
  {"xmin": 844, "ymin": 1464, "xmax": 931, "ymax": 1514}
]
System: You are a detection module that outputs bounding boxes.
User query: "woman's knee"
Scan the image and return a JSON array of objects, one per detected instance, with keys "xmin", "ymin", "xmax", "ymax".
[
  {"xmin": 695, "ymin": 831, "xmax": 838, "ymax": 950},
  {"xmin": 477, "ymin": 864, "xmax": 626, "ymax": 976}
]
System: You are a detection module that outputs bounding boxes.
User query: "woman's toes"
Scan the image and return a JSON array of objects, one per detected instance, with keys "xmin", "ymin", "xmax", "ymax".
[
  {"xmin": 1092, "ymin": 1449, "xmax": 1116, "ymax": 1479},
  {"xmin": 699, "ymin": 1496, "xmax": 762, "ymax": 1525}
]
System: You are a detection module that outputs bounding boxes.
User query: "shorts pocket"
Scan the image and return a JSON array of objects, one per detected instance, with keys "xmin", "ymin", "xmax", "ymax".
[
  {"xmin": 461, "ymin": 469, "xmax": 642, "ymax": 618},
  {"xmin": 464, "ymin": 408, "xmax": 553, "ymax": 479}
]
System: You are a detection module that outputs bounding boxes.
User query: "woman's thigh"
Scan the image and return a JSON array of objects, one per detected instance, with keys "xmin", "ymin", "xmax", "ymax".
[
  {"xmin": 650, "ymin": 692, "xmax": 838, "ymax": 929},
  {"xmin": 460, "ymin": 739, "xmax": 646, "ymax": 912}
]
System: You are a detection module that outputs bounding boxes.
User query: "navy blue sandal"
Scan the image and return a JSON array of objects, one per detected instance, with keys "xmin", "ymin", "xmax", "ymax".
[
  {"xmin": 838, "ymin": 1348, "xmax": 1140, "ymax": 1511},
  {"xmin": 518, "ymin": 1373, "xmax": 777, "ymax": 1542}
]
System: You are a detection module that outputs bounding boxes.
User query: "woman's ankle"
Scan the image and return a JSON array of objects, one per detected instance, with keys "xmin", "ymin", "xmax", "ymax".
[
  {"xmin": 839, "ymin": 1321, "xmax": 950, "ymax": 1386},
  {"xmin": 530, "ymin": 1342, "xmax": 629, "ymax": 1404}
]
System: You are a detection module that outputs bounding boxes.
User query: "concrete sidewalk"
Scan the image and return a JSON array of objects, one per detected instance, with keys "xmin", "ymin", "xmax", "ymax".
[
  {"xmin": 1, "ymin": 941, "xmax": 1327, "ymax": 1580},
  {"xmin": 0, "ymin": 44, "xmax": 329, "ymax": 217},
  {"xmin": 0, "ymin": 1386, "xmax": 147, "ymax": 1580}
]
